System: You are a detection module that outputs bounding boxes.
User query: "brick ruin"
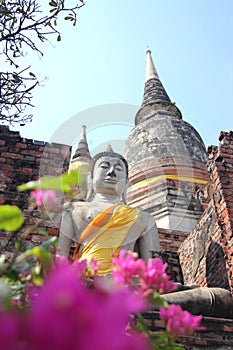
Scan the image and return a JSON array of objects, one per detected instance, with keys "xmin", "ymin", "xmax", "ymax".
[
  {"xmin": 179, "ymin": 131, "xmax": 233, "ymax": 295},
  {"xmin": 0, "ymin": 124, "xmax": 233, "ymax": 348},
  {"xmin": 0, "ymin": 125, "xmax": 71, "ymax": 255}
]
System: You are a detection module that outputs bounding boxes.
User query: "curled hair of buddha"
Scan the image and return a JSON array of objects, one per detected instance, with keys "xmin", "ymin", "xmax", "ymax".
[{"xmin": 89, "ymin": 151, "xmax": 129, "ymax": 179}]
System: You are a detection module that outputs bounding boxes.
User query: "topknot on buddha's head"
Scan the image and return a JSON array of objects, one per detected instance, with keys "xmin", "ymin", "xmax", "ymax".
[{"xmin": 89, "ymin": 145, "xmax": 128, "ymax": 179}]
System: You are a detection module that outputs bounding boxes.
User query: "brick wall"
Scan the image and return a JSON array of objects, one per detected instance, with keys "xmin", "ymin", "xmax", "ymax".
[
  {"xmin": 179, "ymin": 131, "xmax": 233, "ymax": 295},
  {"xmin": 0, "ymin": 126, "xmax": 71, "ymax": 256},
  {"xmin": 142, "ymin": 311, "xmax": 233, "ymax": 349},
  {"xmin": 156, "ymin": 250, "xmax": 184, "ymax": 284},
  {"xmin": 158, "ymin": 227, "xmax": 190, "ymax": 251}
]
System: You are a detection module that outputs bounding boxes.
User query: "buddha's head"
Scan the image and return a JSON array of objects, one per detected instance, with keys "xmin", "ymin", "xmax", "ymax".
[{"xmin": 86, "ymin": 147, "xmax": 128, "ymax": 201}]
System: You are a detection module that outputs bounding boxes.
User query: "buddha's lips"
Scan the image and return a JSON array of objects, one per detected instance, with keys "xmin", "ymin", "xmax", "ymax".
[{"xmin": 104, "ymin": 177, "xmax": 117, "ymax": 184}]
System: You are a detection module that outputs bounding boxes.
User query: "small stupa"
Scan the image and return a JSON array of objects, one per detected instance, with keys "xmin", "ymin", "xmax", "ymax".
[{"xmin": 69, "ymin": 125, "xmax": 92, "ymax": 200}]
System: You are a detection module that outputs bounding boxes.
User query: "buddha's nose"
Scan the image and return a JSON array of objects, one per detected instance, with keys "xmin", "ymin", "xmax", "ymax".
[{"xmin": 106, "ymin": 167, "xmax": 116, "ymax": 177}]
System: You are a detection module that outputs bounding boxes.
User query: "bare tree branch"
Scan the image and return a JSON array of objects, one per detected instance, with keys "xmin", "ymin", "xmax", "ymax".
[{"xmin": 0, "ymin": 0, "xmax": 85, "ymax": 125}]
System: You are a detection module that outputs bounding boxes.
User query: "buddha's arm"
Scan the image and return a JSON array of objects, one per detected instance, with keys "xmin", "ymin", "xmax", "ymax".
[
  {"xmin": 137, "ymin": 212, "xmax": 160, "ymax": 261},
  {"xmin": 57, "ymin": 233, "xmax": 71, "ymax": 258},
  {"xmin": 57, "ymin": 206, "xmax": 74, "ymax": 258}
]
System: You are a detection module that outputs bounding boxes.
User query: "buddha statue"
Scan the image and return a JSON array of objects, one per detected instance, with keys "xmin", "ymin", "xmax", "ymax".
[
  {"xmin": 57, "ymin": 147, "xmax": 233, "ymax": 319},
  {"xmin": 57, "ymin": 148, "xmax": 160, "ymax": 275},
  {"xmin": 161, "ymin": 285, "xmax": 233, "ymax": 319}
]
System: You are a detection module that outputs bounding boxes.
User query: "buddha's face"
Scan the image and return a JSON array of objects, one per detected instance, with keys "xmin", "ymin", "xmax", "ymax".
[{"xmin": 92, "ymin": 155, "xmax": 127, "ymax": 196}]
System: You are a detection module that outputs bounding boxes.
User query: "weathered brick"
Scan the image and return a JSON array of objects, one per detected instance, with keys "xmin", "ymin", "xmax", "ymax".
[
  {"xmin": 15, "ymin": 143, "xmax": 27, "ymax": 149},
  {"xmin": 21, "ymin": 168, "xmax": 33, "ymax": 175},
  {"xmin": 47, "ymin": 228, "xmax": 59, "ymax": 236},
  {"xmin": 1, "ymin": 152, "xmax": 22, "ymax": 159},
  {"xmin": 21, "ymin": 150, "xmax": 42, "ymax": 157}
]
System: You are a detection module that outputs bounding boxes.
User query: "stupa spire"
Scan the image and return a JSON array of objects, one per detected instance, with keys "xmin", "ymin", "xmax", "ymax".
[
  {"xmin": 72, "ymin": 125, "xmax": 91, "ymax": 162},
  {"xmin": 142, "ymin": 50, "xmax": 171, "ymax": 107},
  {"xmin": 145, "ymin": 49, "xmax": 159, "ymax": 81},
  {"xmin": 135, "ymin": 50, "xmax": 182, "ymax": 124}
]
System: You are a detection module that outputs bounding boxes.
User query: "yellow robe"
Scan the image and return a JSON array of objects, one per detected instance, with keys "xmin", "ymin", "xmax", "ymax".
[{"xmin": 72, "ymin": 204, "xmax": 140, "ymax": 275}]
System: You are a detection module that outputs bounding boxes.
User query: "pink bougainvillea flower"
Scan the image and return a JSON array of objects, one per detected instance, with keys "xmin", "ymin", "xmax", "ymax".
[
  {"xmin": 89, "ymin": 258, "xmax": 101, "ymax": 277},
  {"xmin": 10, "ymin": 299, "xmax": 23, "ymax": 309},
  {"xmin": 25, "ymin": 257, "xmax": 149, "ymax": 350},
  {"xmin": 0, "ymin": 311, "xmax": 27, "ymax": 350},
  {"xmin": 112, "ymin": 250, "xmax": 176, "ymax": 298},
  {"xmin": 112, "ymin": 250, "xmax": 146, "ymax": 286},
  {"xmin": 71, "ymin": 257, "xmax": 88, "ymax": 278},
  {"xmin": 0, "ymin": 258, "xmax": 150, "ymax": 350},
  {"xmin": 140, "ymin": 257, "xmax": 177, "ymax": 295},
  {"xmin": 159, "ymin": 304, "xmax": 205, "ymax": 337},
  {"xmin": 30, "ymin": 189, "xmax": 57, "ymax": 207}
]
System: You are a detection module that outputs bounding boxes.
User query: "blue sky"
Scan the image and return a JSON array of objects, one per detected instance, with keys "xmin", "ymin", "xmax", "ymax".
[{"xmin": 13, "ymin": 0, "xmax": 233, "ymax": 154}]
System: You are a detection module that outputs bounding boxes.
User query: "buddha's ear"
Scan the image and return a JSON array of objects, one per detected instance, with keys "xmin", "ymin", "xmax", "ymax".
[
  {"xmin": 121, "ymin": 180, "xmax": 129, "ymax": 204},
  {"xmin": 85, "ymin": 173, "xmax": 94, "ymax": 201}
]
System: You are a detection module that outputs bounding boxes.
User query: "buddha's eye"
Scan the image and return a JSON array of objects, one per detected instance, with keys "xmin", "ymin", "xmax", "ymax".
[
  {"xmin": 115, "ymin": 166, "xmax": 123, "ymax": 171},
  {"xmin": 100, "ymin": 163, "xmax": 109, "ymax": 169}
]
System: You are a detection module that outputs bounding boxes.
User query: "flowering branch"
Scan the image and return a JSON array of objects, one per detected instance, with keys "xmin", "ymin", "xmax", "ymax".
[{"xmin": 0, "ymin": 174, "xmax": 206, "ymax": 349}]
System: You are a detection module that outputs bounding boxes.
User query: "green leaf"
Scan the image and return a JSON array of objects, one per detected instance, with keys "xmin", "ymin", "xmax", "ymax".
[
  {"xmin": 62, "ymin": 169, "xmax": 84, "ymax": 186},
  {"xmin": 32, "ymin": 273, "xmax": 43, "ymax": 286},
  {"xmin": 32, "ymin": 265, "xmax": 43, "ymax": 286},
  {"xmin": 17, "ymin": 246, "xmax": 52, "ymax": 272},
  {"xmin": 5, "ymin": 269, "xmax": 18, "ymax": 281},
  {"xmin": 151, "ymin": 292, "xmax": 169, "ymax": 308},
  {"xmin": 57, "ymin": 34, "xmax": 61, "ymax": 41},
  {"xmin": 29, "ymin": 72, "xmax": 36, "ymax": 77},
  {"xmin": 36, "ymin": 227, "xmax": 50, "ymax": 239},
  {"xmin": 0, "ymin": 206, "xmax": 24, "ymax": 231},
  {"xmin": 49, "ymin": 0, "xmax": 57, "ymax": 6},
  {"xmin": 17, "ymin": 169, "xmax": 83, "ymax": 193},
  {"xmin": 18, "ymin": 177, "xmax": 67, "ymax": 192},
  {"xmin": 12, "ymin": 96, "xmax": 20, "ymax": 104}
]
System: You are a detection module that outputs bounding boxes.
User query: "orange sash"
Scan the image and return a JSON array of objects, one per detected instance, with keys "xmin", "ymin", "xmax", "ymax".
[{"xmin": 72, "ymin": 204, "xmax": 140, "ymax": 275}]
